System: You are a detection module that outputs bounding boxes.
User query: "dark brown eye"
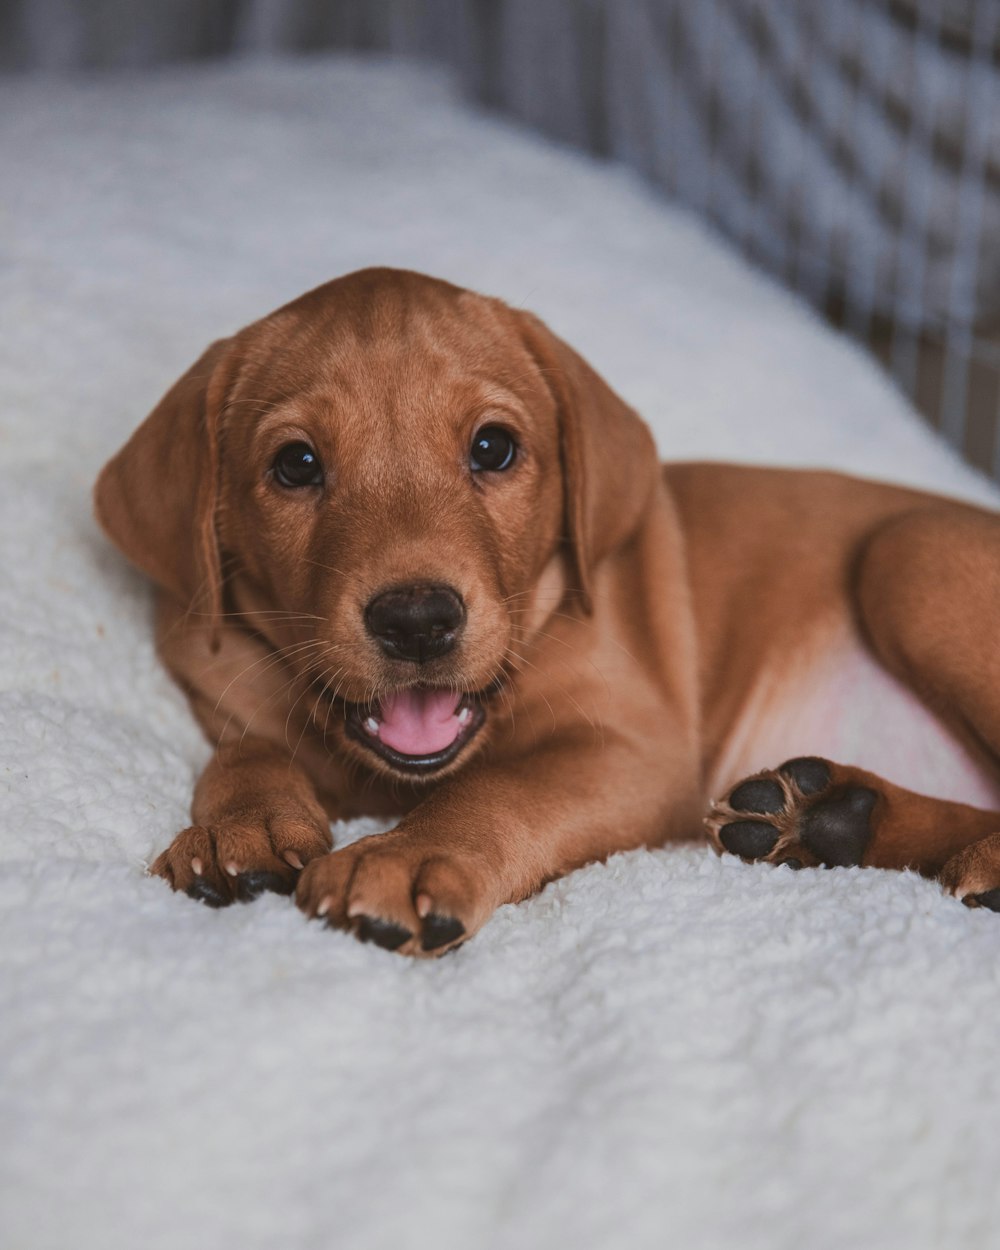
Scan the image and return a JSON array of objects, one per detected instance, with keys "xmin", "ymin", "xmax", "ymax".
[
  {"xmin": 273, "ymin": 441, "xmax": 323, "ymax": 488},
  {"xmin": 470, "ymin": 426, "xmax": 517, "ymax": 473}
]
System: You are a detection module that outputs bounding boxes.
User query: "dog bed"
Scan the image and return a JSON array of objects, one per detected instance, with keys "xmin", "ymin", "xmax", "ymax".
[{"xmin": 2, "ymin": 56, "xmax": 998, "ymax": 1250}]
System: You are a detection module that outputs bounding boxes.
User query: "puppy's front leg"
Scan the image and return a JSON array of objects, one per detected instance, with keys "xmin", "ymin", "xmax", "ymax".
[
  {"xmin": 296, "ymin": 737, "xmax": 700, "ymax": 955},
  {"xmin": 150, "ymin": 741, "xmax": 332, "ymax": 907}
]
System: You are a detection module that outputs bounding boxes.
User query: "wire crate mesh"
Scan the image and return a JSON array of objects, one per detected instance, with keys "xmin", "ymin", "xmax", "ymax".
[
  {"xmin": 5, "ymin": 0, "xmax": 999, "ymax": 475},
  {"xmin": 429, "ymin": 0, "xmax": 1000, "ymax": 477}
]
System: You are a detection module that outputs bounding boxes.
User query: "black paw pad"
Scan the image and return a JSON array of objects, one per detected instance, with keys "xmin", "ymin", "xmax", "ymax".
[
  {"xmin": 966, "ymin": 889, "xmax": 1000, "ymax": 912},
  {"xmin": 728, "ymin": 778, "xmax": 786, "ymax": 815},
  {"xmin": 421, "ymin": 913, "xmax": 466, "ymax": 952},
  {"xmin": 235, "ymin": 871, "xmax": 293, "ymax": 902},
  {"xmin": 779, "ymin": 757, "xmax": 831, "ymax": 795},
  {"xmin": 800, "ymin": 786, "xmax": 876, "ymax": 867},
  {"xmin": 719, "ymin": 820, "xmax": 779, "ymax": 860},
  {"xmin": 186, "ymin": 877, "xmax": 230, "ymax": 908},
  {"xmin": 356, "ymin": 916, "xmax": 413, "ymax": 950}
]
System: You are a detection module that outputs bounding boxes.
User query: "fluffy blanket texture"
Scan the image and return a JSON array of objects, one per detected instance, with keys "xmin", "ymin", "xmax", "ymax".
[{"xmin": 2, "ymin": 56, "xmax": 1000, "ymax": 1250}]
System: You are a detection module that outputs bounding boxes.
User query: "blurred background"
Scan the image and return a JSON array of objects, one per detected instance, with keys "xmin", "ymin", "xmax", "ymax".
[{"xmin": 4, "ymin": 0, "xmax": 1000, "ymax": 478}]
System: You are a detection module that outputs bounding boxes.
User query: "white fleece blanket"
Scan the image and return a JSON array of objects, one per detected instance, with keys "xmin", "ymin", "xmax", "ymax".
[{"xmin": 3, "ymin": 57, "xmax": 1000, "ymax": 1250}]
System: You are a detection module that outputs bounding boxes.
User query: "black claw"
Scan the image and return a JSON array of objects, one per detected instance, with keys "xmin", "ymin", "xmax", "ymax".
[
  {"xmin": 719, "ymin": 820, "xmax": 779, "ymax": 860},
  {"xmin": 728, "ymin": 778, "xmax": 786, "ymax": 815},
  {"xmin": 779, "ymin": 757, "xmax": 831, "ymax": 795},
  {"xmin": 778, "ymin": 857, "xmax": 803, "ymax": 870},
  {"xmin": 968, "ymin": 888, "xmax": 1000, "ymax": 912},
  {"xmin": 356, "ymin": 916, "xmax": 413, "ymax": 951},
  {"xmin": 800, "ymin": 785, "xmax": 877, "ymax": 867},
  {"xmin": 234, "ymin": 871, "xmax": 293, "ymax": 902},
  {"xmin": 186, "ymin": 877, "xmax": 230, "ymax": 908},
  {"xmin": 421, "ymin": 913, "xmax": 466, "ymax": 952}
]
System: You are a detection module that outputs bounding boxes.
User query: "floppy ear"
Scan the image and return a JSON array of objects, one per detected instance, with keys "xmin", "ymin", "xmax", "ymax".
[
  {"xmin": 516, "ymin": 312, "xmax": 659, "ymax": 613},
  {"xmin": 94, "ymin": 338, "xmax": 236, "ymax": 636}
]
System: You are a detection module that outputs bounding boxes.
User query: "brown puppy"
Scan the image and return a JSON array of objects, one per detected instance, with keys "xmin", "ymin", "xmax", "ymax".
[{"xmin": 95, "ymin": 267, "xmax": 1000, "ymax": 955}]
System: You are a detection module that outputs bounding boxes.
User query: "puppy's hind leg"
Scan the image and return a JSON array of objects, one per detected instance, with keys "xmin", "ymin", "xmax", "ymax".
[
  {"xmin": 706, "ymin": 755, "xmax": 1000, "ymax": 882},
  {"xmin": 849, "ymin": 504, "xmax": 1000, "ymax": 906}
]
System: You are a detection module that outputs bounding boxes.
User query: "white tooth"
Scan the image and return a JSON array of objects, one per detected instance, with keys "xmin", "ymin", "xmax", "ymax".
[
  {"xmin": 458, "ymin": 706, "xmax": 471, "ymax": 725},
  {"xmin": 364, "ymin": 716, "xmax": 380, "ymax": 735}
]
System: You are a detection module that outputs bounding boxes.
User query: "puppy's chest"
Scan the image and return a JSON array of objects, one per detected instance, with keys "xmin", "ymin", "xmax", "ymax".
[{"xmin": 708, "ymin": 630, "xmax": 1000, "ymax": 810}]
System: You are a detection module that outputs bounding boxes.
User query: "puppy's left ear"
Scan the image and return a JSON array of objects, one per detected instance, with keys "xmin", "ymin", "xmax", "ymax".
[
  {"xmin": 94, "ymin": 337, "xmax": 237, "ymax": 641},
  {"xmin": 516, "ymin": 312, "xmax": 659, "ymax": 613}
]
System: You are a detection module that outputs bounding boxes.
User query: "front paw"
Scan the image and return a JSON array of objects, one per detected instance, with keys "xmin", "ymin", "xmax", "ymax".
[
  {"xmin": 295, "ymin": 835, "xmax": 490, "ymax": 956},
  {"xmin": 151, "ymin": 807, "xmax": 331, "ymax": 907}
]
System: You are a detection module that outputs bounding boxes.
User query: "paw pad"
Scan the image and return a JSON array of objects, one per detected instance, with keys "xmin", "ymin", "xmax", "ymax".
[
  {"xmin": 707, "ymin": 758, "xmax": 876, "ymax": 870},
  {"xmin": 728, "ymin": 778, "xmax": 785, "ymax": 815},
  {"xmin": 799, "ymin": 786, "xmax": 876, "ymax": 868},
  {"xmin": 420, "ymin": 913, "xmax": 465, "ymax": 952},
  {"xmin": 186, "ymin": 878, "xmax": 228, "ymax": 908},
  {"xmin": 355, "ymin": 916, "xmax": 413, "ymax": 950},
  {"xmin": 719, "ymin": 820, "xmax": 779, "ymax": 858},
  {"xmin": 234, "ymin": 870, "xmax": 295, "ymax": 902},
  {"xmin": 963, "ymin": 888, "xmax": 1000, "ymax": 912},
  {"xmin": 778, "ymin": 756, "xmax": 830, "ymax": 795}
]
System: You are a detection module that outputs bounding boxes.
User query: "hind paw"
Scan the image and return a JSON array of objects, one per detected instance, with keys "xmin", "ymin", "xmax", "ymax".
[
  {"xmin": 706, "ymin": 757, "xmax": 879, "ymax": 869},
  {"xmin": 940, "ymin": 833, "xmax": 1000, "ymax": 910}
]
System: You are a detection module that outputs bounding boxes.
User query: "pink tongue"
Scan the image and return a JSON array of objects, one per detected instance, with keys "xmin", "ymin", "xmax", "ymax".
[{"xmin": 377, "ymin": 689, "xmax": 463, "ymax": 756}]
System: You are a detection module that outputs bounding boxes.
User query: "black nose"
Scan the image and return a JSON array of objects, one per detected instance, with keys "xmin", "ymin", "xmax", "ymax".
[{"xmin": 364, "ymin": 583, "xmax": 466, "ymax": 663}]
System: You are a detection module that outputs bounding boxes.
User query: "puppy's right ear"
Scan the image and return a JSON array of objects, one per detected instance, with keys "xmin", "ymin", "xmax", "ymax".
[{"xmin": 94, "ymin": 338, "xmax": 236, "ymax": 633}]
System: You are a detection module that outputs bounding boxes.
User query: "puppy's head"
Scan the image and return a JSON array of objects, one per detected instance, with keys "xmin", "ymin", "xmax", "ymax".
[{"xmin": 96, "ymin": 269, "xmax": 657, "ymax": 780}]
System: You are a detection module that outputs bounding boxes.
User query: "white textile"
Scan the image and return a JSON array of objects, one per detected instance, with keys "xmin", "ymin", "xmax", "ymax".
[{"xmin": 2, "ymin": 57, "xmax": 998, "ymax": 1250}]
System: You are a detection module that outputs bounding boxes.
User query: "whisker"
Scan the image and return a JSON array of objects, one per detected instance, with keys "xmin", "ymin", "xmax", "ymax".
[
  {"xmin": 228, "ymin": 664, "xmax": 313, "ymax": 761},
  {"xmin": 512, "ymin": 626, "xmax": 615, "ymax": 706},
  {"xmin": 210, "ymin": 641, "xmax": 335, "ymax": 746},
  {"xmin": 493, "ymin": 669, "xmax": 521, "ymax": 742},
  {"xmin": 188, "ymin": 608, "xmax": 327, "ymax": 624},
  {"xmin": 210, "ymin": 638, "xmax": 332, "ymax": 721},
  {"xmin": 287, "ymin": 650, "xmax": 345, "ymax": 762},
  {"xmin": 505, "ymin": 645, "xmax": 604, "ymax": 746},
  {"xmin": 229, "ymin": 640, "xmax": 344, "ymax": 759},
  {"xmin": 505, "ymin": 602, "xmax": 640, "ymax": 673},
  {"xmin": 300, "ymin": 555, "xmax": 350, "ymax": 578},
  {"xmin": 503, "ymin": 650, "xmax": 557, "ymax": 735},
  {"xmin": 319, "ymin": 666, "xmax": 349, "ymax": 746}
]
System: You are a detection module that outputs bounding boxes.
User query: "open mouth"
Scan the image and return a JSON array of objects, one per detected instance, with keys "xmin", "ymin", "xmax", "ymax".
[{"xmin": 344, "ymin": 687, "xmax": 487, "ymax": 775}]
